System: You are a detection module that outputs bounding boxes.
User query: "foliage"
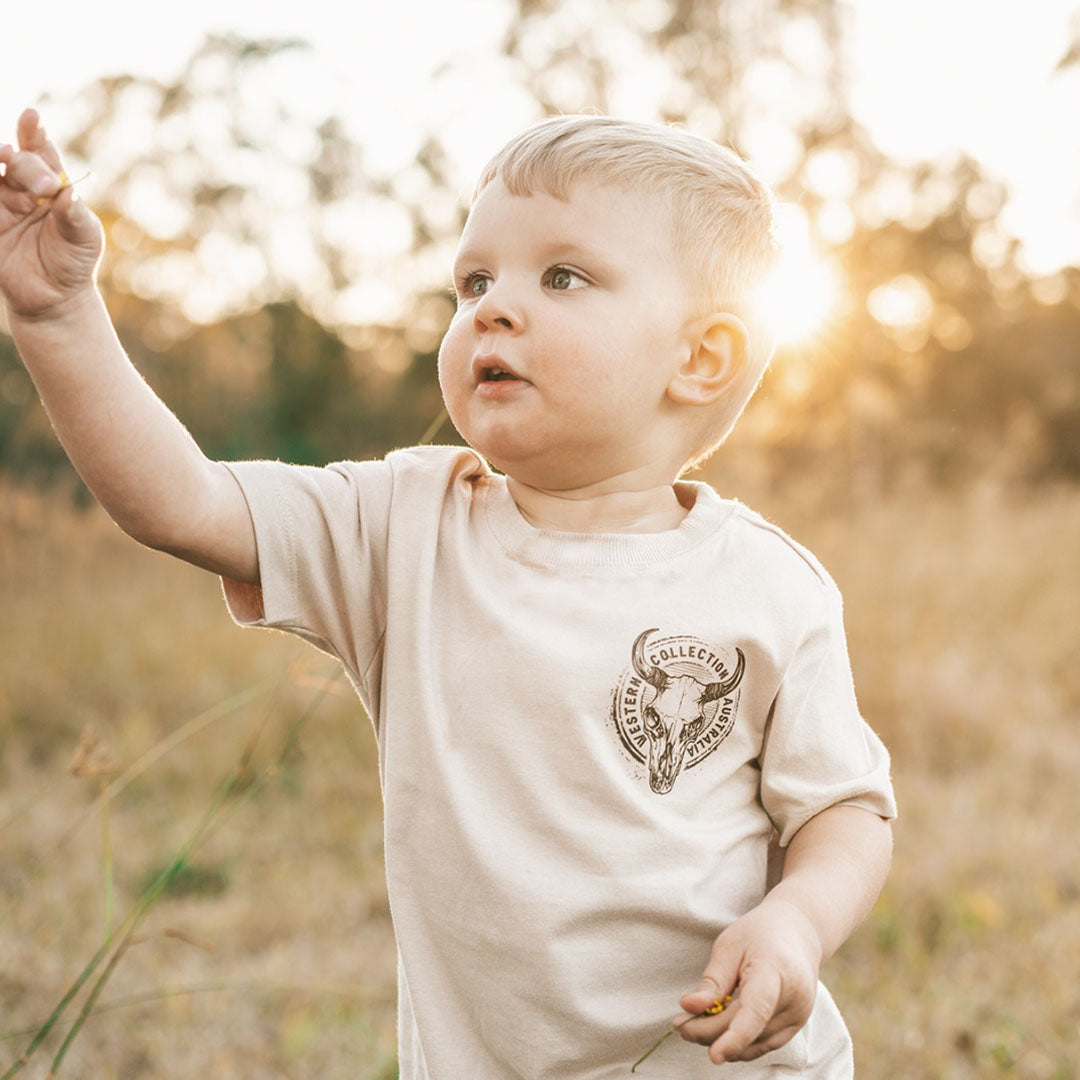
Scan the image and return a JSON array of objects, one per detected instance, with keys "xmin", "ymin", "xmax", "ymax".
[
  {"xmin": 1, "ymin": 2, "xmax": 1078, "ymax": 492},
  {"xmin": 732, "ymin": 169, "xmax": 1080, "ymax": 495}
]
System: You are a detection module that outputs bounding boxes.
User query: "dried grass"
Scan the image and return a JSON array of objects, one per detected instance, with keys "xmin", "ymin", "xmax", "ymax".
[{"xmin": 1, "ymin": 478, "xmax": 1078, "ymax": 1078}]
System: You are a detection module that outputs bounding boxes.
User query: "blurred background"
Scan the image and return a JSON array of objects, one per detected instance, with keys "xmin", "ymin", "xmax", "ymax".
[{"xmin": 1, "ymin": 1, "xmax": 1078, "ymax": 1077}]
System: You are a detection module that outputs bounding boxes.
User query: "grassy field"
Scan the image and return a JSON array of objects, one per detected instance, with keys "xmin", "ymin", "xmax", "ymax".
[{"xmin": 1, "ymin": 477, "xmax": 1077, "ymax": 1078}]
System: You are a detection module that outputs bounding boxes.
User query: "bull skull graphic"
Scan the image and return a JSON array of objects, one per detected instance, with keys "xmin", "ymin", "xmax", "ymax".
[{"xmin": 630, "ymin": 629, "xmax": 745, "ymax": 794}]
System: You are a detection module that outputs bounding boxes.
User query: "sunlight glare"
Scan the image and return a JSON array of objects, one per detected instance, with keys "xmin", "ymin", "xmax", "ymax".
[
  {"xmin": 867, "ymin": 274, "xmax": 934, "ymax": 328},
  {"xmin": 757, "ymin": 203, "xmax": 839, "ymax": 346}
]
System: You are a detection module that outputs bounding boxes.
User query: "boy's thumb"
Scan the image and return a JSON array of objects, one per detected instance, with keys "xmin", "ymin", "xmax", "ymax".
[
  {"xmin": 55, "ymin": 189, "xmax": 101, "ymax": 246},
  {"xmin": 56, "ymin": 189, "xmax": 85, "ymax": 229},
  {"xmin": 679, "ymin": 975, "xmax": 732, "ymax": 1015},
  {"xmin": 680, "ymin": 941, "xmax": 742, "ymax": 1014}
]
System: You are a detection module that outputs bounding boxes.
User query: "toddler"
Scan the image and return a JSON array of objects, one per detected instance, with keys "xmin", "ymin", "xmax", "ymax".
[{"xmin": 0, "ymin": 110, "xmax": 896, "ymax": 1078}]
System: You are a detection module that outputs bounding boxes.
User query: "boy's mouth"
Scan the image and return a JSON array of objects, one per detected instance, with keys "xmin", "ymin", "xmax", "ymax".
[{"xmin": 473, "ymin": 356, "xmax": 528, "ymax": 386}]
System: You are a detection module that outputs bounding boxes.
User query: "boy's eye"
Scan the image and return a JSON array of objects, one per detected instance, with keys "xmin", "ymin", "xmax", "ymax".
[
  {"xmin": 456, "ymin": 272, "xmax": 491, "ymax": 300},
  {"xmin": 546, "ymin": 266, "xmax": 588, "ymax": 291}
]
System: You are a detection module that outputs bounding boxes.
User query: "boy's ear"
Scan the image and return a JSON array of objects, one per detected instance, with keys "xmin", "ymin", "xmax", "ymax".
[{"xmin": 666, "ymin": 313, "xmax": 749, "ymax": 407}]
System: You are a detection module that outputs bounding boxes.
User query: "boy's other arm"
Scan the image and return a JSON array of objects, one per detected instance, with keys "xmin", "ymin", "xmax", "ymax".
[
  {"xmin": 676, "ymin": 804, "xmax": 893, "ymax": 1065},
  {"xmin": 1, "ymin": 111, "xmax": 257, "ymax": 583}
]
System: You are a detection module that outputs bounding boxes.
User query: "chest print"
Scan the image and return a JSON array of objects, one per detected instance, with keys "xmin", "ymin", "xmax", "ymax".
[{"xmin": 611, "ymin": 628, "xmax": 746, "ymax": 794}]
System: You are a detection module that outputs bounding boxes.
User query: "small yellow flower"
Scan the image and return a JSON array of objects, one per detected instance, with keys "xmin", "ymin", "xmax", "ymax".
[
  {"xmin": 630, "ymin": 994, "xmax": 735, "ymax": 1072},
  {"xmin": 702, "ymin": 994, "xmax": 733, "ymax": 1015},
  {"xmin": 35, "ymin": 169, "xmax": 91, "ymax": 206}
]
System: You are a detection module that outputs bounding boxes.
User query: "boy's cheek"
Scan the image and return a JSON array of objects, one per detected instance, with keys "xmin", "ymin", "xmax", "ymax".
[
  {"xmin": 435, "ymin": 342, "xmax": 472, "ymax": 435},
  {"xmin": 436, "ymin": 334, "xmax": 461, "ymax": 394},
  {"xmin": 437, "ymin": 319, "xmax": 470, "ymax": 376}
]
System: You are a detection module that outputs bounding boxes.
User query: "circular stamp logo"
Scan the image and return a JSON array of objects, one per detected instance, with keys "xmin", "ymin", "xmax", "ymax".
[{"xmin": 612, "ymin": 628, "xmax": 745, "ymax": 794}]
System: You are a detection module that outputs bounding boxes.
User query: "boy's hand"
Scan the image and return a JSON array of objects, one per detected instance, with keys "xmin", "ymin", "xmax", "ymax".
[
  {"xmin": 0, "ymin": 109, "xmax": 103, "ymax": 319},
  {"xmin": 675, "ymin": 897, "xmax": 822, "ymax": 1065}
]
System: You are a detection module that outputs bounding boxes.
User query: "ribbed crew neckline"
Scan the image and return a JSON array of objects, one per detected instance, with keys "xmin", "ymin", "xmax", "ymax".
[{"xmin": 481, "ymin": 474, "xmax": 734, "ymax": 570}]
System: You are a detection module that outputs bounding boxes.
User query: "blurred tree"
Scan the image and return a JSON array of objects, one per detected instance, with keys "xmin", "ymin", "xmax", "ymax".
[
  {"xmin": 1, "ymin": 6, "xmax": 1078, "ymax": 494},
  {"xmin": 493, "ymin": 0, "xmax": 1080, "ymax": 494},
  {"xmin": 0, "ymin": 33, "xmax": 458, "ymax": 484},
  {"xmin": 50, "ymin": 35, "xmax": 401, "ymax": 329},
  {"xmin": 499, "ymin": 0, "xmax": 849, "ymax": 172},
  {"xmin": 737, "ymin": 157, "xmax": 1080, "ymax": 498},
  {"xmin": 1055, "ymin": 9, "xmax": 1080, "ymax": 73}
]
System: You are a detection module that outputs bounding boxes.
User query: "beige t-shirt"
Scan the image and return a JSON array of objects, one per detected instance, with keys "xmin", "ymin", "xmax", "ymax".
[{"xmin": 222, "ymin": 445, "xmax": 896, "ymax": 1079}]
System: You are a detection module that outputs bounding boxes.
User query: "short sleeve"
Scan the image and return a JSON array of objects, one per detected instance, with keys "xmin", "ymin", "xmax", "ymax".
[
  {"xmin": 759, "ymin": 586, "xmax": 897, "ymax": 847},
  {"xmin": 219, "ymin": 458, "xmax": 393, "ymax": 689}
]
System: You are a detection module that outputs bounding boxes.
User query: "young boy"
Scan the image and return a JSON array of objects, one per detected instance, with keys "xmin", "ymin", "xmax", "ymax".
[{"xmin": 1, "ymin": 110, "xmax": 895, "ymax": 1077}]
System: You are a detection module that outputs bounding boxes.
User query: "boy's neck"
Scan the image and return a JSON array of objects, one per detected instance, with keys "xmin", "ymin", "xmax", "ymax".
[{"xmin": 505, "ymin": 473, "xmax": 692, "ymax": 534}]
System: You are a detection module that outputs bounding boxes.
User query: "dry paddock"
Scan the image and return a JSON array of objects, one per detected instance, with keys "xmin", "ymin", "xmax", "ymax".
[{"xmin": 1, "ymin": 479, "xmax": 1077, "ymax": 1079}]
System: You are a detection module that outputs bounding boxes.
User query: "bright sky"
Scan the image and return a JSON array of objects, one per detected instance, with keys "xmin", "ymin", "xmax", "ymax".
[
  {"xmin": 848, "ymin": 0, "xmax": 1079, "ymax": 276},
  {"xmin": 2, "ymin": 0, "xmax": 1077, "ymax": 278}
]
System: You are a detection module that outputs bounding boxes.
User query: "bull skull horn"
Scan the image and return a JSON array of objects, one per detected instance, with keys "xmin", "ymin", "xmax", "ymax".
[
  {"xmin": 700, "ymin": 647, "xmax": 746, "ymax": 703},
  {"xmin": 631, "ymin": 629, "xmax": 668, "ymax": 690}
]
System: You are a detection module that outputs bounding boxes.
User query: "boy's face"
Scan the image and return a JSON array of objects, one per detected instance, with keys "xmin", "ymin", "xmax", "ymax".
[{"xmin": 438, "ymin": 177, "xmax": 698, "ymax": 488}]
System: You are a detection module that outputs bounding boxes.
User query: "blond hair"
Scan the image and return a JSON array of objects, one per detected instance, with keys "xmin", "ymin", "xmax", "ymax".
[{"xmin": 474, "ymin": 115, "xmax": 780, "ymax": 456}]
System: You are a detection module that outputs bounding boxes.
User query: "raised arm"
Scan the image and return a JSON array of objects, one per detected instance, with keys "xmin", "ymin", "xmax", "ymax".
[{"xmin": 0, "ymin": 110, "xmax": 257, "ymax": 583}]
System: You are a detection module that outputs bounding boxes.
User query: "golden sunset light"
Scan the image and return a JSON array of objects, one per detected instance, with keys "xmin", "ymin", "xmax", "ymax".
[
  {"xmin": 759, "ymin": 203, "xmax": 841, "ymax": 346},
  {"xmin": 2, "ymin": 2, "xmax": 1078, "ymax": 1078}
]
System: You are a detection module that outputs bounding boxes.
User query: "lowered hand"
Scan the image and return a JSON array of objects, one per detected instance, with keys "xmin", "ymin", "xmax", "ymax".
[{"xmin": 676, "ymin": 896, "xmax": 821, "ymax": 1065}]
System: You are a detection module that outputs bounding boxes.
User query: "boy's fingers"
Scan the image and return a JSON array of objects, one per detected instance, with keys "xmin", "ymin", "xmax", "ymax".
[
  {"xmin": 0, "ymin": 149, "xmax": 61, "ymax": 198},
  {"xmin": 729, "ymin": 1020, "xmax": 805, "ymax": 1063},
  {"xmin": 677, "ymin": 1008, "xmax": 733, "ymax": 1048},
  {"xmin": 16, "ymin": 108, "xmax": 63, "ymax": 171},
  {"xmin": 677, "ymin": 935, "xmax": 743, "ymax": 1020},
  {"xmin": 678, "ymin": 974, "xmax": 732, "ymax": 1017},
  {"xmin": 16, "ymin": 108, "xmax": 42, "ymax": 150},
  {"xmin": 52, "ymin": 185, "xmax": 92, "ymax": 238},
  {"xmin": 707, "ymin": 967, "xmax": 781, "ymax": 1063},
  {"xmin": 675, "ymin": 975, "xmax": 738, "ymax": 1047}
]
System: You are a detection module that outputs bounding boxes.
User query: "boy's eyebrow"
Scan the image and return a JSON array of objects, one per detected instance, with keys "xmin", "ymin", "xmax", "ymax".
[
  {"xmin": 535, "ymin": 240, "xmax": 608, "ymax": 262},
  {"xmin": 453, "ymin": 239, "xmax": 614, "ymax": 270}
]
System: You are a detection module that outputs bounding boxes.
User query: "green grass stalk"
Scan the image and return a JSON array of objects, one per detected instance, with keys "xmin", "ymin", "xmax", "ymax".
[
  {"xmin": 0, "ymin": 678, "xmax": 287, "ymax": 950},
  {"xmin": 0, "ymin": 934, "xmax": 117, "ymax": 1080},
  {"xmin": 1, "ymin": 979, "xmax": 394, "ymax": 1043},
  {"xmin": 45, "ymin": 782, "xmax": 243, "ymax": 1077},
  {"xmin": 418, "ymin": 406, "xmax": 448, "ymax": 446},
  {"xmin": 100, "ymin": 777, "xmax": 114, "ymax": 944},
  {"xmin": 51, "ymin": 678, "xmax": 280, "ymax": 856},
  {"xmin": 1, "ymin": 668, "xmax": 337, "ymax": 1078}
]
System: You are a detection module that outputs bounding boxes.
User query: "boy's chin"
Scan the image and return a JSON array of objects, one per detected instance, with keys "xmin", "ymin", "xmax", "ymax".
[
  {"xmin": 455, "ymin": 419, "xmax": 601, "ymax": 488},
  {"xmin": 458, "ymin": 425, "xmax": 539, "ymax": 474},
  {"xmin": 466, "ymin": 437, "xmax": 554, "ymax": 485},
  {"xmin": 484, "ymin": 447, "xmax": 606, "ymax": 492},
  {"xmin": 467, "ymin": 440, "xmax": 527, "ymax": 478}
]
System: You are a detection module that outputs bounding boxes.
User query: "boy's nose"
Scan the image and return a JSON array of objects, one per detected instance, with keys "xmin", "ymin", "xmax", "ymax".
[{"xmin": 472, "ymin": 283, "xmax": 520, "ymax": 333}]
